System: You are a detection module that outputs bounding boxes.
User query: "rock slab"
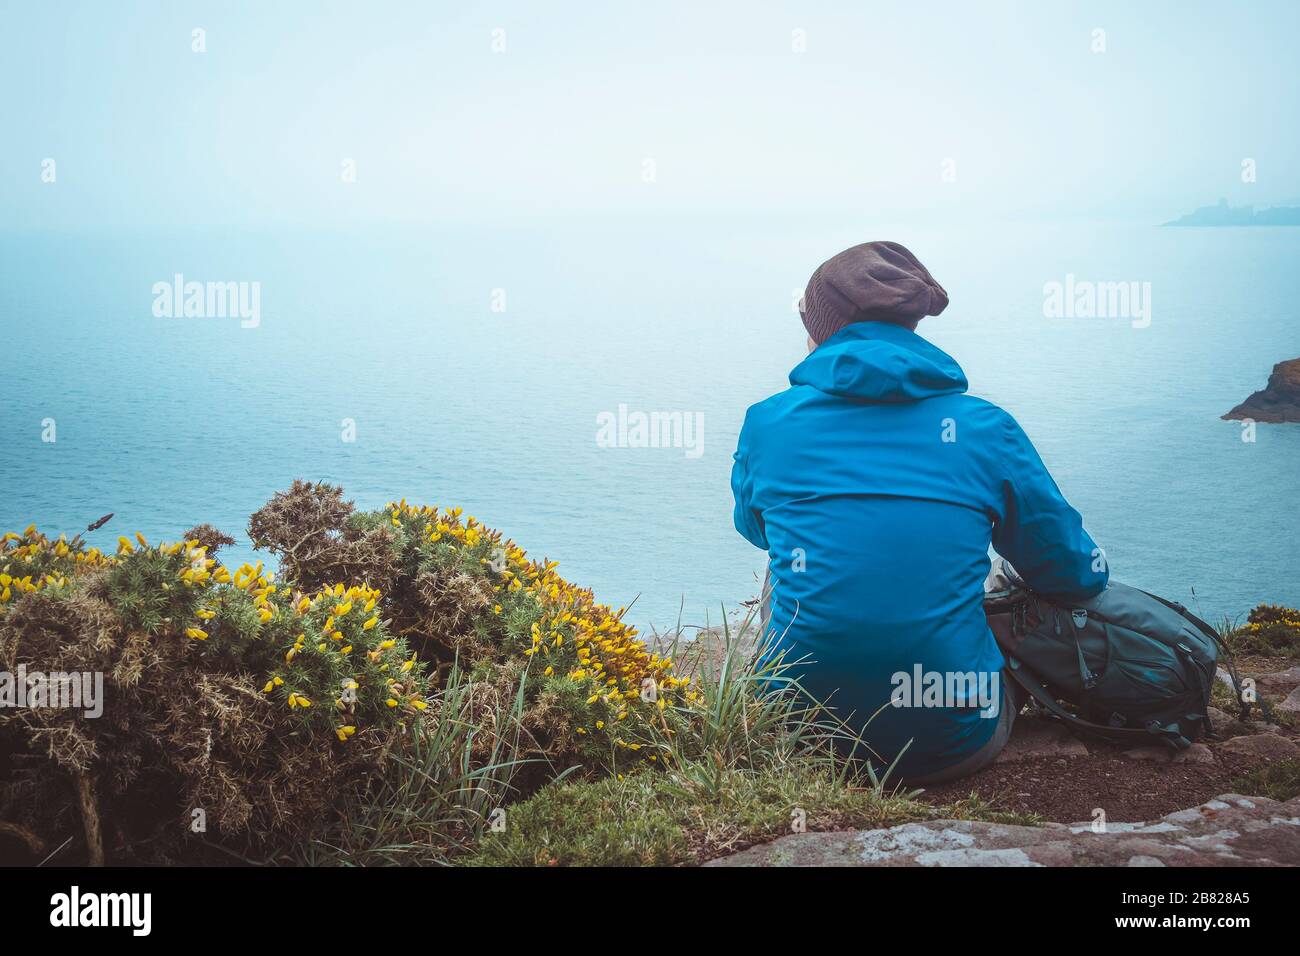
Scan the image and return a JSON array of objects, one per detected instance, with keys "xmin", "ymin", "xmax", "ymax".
[
  {"xmin": 1258, "ymin": 666, "xmax": 1300, "ymax": 693},
  {"xmin": 994, "ymin": 716, "xmax": 1089, "ymax": 763},
  {"xmin": 706, "ymin": 794, "xmax": 1300, "ymax": 867}
]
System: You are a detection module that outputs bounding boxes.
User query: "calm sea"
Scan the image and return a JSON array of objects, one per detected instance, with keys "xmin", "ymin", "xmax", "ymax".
[{"xmin": 1, "ymin": 220, "xmax": 1296, "ymax": 631}]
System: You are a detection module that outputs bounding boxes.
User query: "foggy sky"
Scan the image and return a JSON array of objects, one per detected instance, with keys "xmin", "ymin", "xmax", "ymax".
[{"xmin": 3, "ymin": 0, "xmax": 1298, "ymax": 229}]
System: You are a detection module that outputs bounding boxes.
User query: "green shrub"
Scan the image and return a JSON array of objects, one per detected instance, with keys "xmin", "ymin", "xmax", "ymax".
[
  {"xmin": 248, "ymin": 485, "xmax": 700, "ymax": 774},
  {"xmin": 0, "ymin": 524, "xmax": 429, "ymax": 864},
  {"xmin": 1224, "ymin": 604, "xmax": 1300, "ymax": 658}
]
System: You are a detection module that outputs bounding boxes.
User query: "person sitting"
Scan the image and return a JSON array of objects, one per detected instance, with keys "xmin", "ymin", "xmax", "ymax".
[{"xmin": 730, "ymin": 241, "xmax": 1107, "ymax": 783}]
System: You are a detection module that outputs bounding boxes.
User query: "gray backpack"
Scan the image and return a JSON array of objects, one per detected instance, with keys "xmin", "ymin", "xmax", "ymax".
[{"xmin": 984, "ymin": 581, "xmax": 1220, "ymax": 749}]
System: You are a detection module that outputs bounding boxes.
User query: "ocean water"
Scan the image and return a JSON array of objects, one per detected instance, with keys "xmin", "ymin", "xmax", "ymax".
[{"xmin": 1, "ymin": 220, "xmax": 1296, "ymax": 631}]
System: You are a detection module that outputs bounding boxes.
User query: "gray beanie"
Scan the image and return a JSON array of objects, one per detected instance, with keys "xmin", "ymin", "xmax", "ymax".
[{"xmin": 800, "ymin": 241, "xmax": 949, "ymax": 344}]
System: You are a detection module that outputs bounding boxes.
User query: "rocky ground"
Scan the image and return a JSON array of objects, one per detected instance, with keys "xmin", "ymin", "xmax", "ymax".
[
  {"xmin": 666, "ymin": 625, "xmax": 1300, "ymax": 866},
  {"xmin": 707, "ymin": 792, "xmax": 1300, "ymax": 866}
]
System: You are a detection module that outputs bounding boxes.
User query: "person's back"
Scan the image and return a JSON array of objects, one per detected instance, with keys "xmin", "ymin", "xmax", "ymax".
[{"xmin": 731, "ymin": 242, "xmax": 1107, "ymax": 782}]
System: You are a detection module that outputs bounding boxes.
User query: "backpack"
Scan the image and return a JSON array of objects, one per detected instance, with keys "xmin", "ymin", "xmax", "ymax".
[{"xmin": 983, "ymin": 580, "xmax": 1221, "ymax": 749}]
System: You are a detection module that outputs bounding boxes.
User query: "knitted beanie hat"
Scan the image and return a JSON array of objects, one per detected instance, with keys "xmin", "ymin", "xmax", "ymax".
[{"xmin": 800, "ymin": 241, "xmax": 949, "ymax": 344}]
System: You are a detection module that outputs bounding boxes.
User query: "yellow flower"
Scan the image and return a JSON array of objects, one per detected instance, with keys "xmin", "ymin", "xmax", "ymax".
[
  {"xmin": 335, "ymin": 725, "xmax": 357, "ymax": 742},
  {"xmin": 185, "ymin": 627, "xmax": 208, "ymax": 640},
  {"xmin": 363, "ymin": 616, "xmax": 378, "ymax": 630}
]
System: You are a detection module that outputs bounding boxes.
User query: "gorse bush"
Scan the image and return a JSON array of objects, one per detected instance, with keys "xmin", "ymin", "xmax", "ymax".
[
  {"xmin": 0, "ymin": 481, "xmax": 707, "ymax": 864},
  {"xmin": 1226, "ymin": 604, "xmax": 1300, "ymax": 659},
  {"xmin": 1, "ymin": 525, "xmax": 112, "ymax": 603},
  {"xmin": 248, "ymin": 482, "xmax": 699, "ymax": 771},
  {"xmin": 0, "ymin": 523, "xmax": 429, "ymax": 864}
]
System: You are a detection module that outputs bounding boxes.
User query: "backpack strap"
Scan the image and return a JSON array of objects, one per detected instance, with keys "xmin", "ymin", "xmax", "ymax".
[
  {"xmin": 1005, "ymin": 657, "xmax": 1192, "ymax": 750},
  {"xmin": 1059, "ymin": 606, "xmax": 1102, "ymax": 690}
]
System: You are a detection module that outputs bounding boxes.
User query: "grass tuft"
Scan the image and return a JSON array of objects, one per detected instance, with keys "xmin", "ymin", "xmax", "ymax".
[{"xmin": 1229, "ymin": 759, "xmax": 1300, "ymax": 803}]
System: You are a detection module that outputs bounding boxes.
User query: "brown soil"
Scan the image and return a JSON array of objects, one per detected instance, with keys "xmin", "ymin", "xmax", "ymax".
[{"xmin": 915, "ymin": 739, "xmax": 1267, "ymax": 823}]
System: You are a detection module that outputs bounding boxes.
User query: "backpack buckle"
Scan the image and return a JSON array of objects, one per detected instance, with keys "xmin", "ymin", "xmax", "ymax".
[{"xmin": 1071, "ymin": 609, "xmax": 1088, "ymax": 629}]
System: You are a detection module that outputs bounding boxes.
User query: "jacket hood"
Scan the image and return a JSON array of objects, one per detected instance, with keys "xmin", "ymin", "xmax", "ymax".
[{"xmin": 788, "ymin": 321, "xmax": 968, "ymax": 403}]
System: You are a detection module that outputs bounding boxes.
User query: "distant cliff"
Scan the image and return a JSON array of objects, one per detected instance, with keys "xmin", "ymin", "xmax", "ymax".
[
  {"xmin": 1165, "ymin": 199, "xmax": 1300, "ymax": 227},
  {"xmin": 1224, "ymin": 359, "xmax": 1300, "ymax": 423}
]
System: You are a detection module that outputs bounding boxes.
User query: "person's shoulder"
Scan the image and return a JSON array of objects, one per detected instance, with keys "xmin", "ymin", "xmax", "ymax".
[
  {"xmin": 938, "ymin": 394, "xmax": 1030, "ymax": 458},
  {"xmin": 741, "ymin": 385, "xmax": 805, "ymax": 426},
  {"xmin": 951, "ymin": 393, "xmax": 1021, "ymax": 432}
]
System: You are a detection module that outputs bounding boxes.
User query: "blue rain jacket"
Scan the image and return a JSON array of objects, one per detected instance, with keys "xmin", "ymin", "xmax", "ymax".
[{"xmin": 731, "ymin": 321, "xmax": 1107, "ymax": 778}]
